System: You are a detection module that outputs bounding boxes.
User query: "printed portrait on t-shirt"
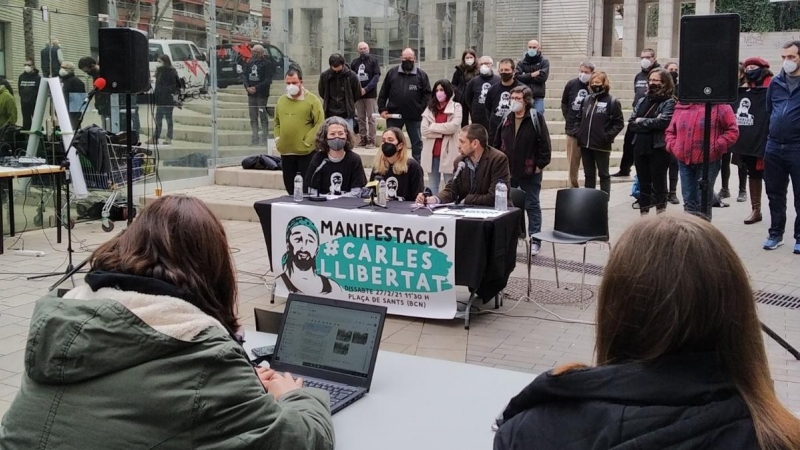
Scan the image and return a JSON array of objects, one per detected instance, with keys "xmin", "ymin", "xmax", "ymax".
[
  {"xmin": 496, "ymin": 91, "xmax": 511, "ymax": 117},
  {"xmin": 387, "ymin": 176, "xmax": 399, "ymax": 199},
  {"xmin": 572, "ymin": 89, "xmax": 588, "ymax": 110},
  {"xmin": 737, "ymin": 98, "xmax": 754, "ymax": 126},
  {"xmin": 330, "ymin": 172, "xmax": 344, "ymax": 195},
  {"xmin": 479, "ymin": 82, "xmax": 491, "ymax": 104}
]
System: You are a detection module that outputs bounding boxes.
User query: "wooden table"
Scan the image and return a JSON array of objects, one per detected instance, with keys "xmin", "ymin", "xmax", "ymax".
[{"xmin": 0, "ymin": 165, "xmax": 64, "ymax": 255}]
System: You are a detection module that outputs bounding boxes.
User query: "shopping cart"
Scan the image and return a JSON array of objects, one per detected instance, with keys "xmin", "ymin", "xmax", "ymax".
[{"xmin": 79, "ymin": 142, "xmax": 155, "ymax": 232}]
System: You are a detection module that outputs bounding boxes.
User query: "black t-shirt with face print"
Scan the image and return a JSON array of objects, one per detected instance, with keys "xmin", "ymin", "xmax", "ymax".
[
  {"xmin": 306, "ymin": 150, "xmax": 367, "ymax": 195},
  {"xmin": 369, "ymin": 157, "xmax": 425, "ymax": 201}
]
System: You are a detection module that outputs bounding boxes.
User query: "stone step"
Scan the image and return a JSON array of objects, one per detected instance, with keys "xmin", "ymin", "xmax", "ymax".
[
  {"xmin": 140, "ymin": 124, "xmax": 255, "ymax": 146},
  {"xmin": 175, "ymin": 114, "xmax": 254, "ymax": 131}
]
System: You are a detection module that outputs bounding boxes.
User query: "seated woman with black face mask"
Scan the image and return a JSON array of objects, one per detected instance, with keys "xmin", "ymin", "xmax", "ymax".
[
  {"xmin": 369, "ymin": 127, "xmax": 424, "ymax": 201},
  {"xmin": 306, "ymin": 116, "xmax": 367, "ymax": 197}
]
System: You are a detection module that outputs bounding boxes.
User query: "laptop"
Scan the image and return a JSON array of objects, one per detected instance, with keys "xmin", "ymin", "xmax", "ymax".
[{"xmin": 271, "ymin": 294, "xmax": 387, "ymax": 414}]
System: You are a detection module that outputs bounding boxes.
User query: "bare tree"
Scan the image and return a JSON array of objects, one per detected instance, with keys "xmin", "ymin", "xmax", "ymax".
[
  {"xmin": 150, "ymin": 0, "xmax": 174, "ymax": 38},
  {"xmin": 23, "ymin": 0, "xmax": 38, "ymax": 63},
  {"xmin": 128, "ymin": 0, "xmax": 142, "ymax": 28}
]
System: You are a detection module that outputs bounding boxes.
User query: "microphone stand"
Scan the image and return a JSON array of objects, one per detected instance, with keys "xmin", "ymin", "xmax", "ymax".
[
  {"xmin": 357, "ymin": 187, "xmax": 387, "ymax": 210},
  {"xmin": 308, "ymin": 160, "xmax": 329, "ymax": 202}
]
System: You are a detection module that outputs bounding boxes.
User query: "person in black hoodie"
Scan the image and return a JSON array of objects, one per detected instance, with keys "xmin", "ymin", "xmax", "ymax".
[
  {"xmin": 629, "ymin": 68, "xmax": 676, "ymax": 215},
  {"xmin": 242, "ymin": 45, "xmax": 275, "ymax": 146},
  {"xmin": 514, "ymin": 40, "xmax": 549, "ymax": 115},
  {"xmin": 493, "ymin": 86, "xmax": 551, "ymax": 256},
  {"xmin": 485, "ymin": 58, "xmax": 523, "ymax": 144},
  {"xmin": 464, "ymin": 56, "xmax": 499, "ymax": 133},
  {"xmin": 451, "ymin": 49, "xmax": 478, "ymax": 126},
  {"xmin": 576, "ymin": 71, "xmax": 624, "ymax": 197},
  {"xmin": 319, "ymin": 53, "xmax": 361, "ymax": 129},
  {"xmin": 495, "ymin": 214, "xmax": 800, "ymax": 450},
  {"xmin": 58, "ymin": 62, "xmax": 86, "ymax": 130},
  {"xmin": 351, "ymin": 42, "xmax": 381, "ymax": 148},
  {"xmin": 561, "ymin": 61, "xmax": 595, "ymax": 188},
  {"xmin": 18, "ymin": 60, "xmax": 41, "ymax": 131},
  {"xmin": 150, "ymin": 54, "xmax": 181, "ymax": 146},
  {"xmin": 612, "ymin": 48, "xmax": 661, "ymax": 177},
  {"xmin": 378, "ymin": 48, "xmax": 432, "ymax": 161}
]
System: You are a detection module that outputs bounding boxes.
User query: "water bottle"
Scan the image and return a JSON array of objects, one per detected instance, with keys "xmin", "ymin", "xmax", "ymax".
[
  {"xmin": 495, "ymin": 181, "xmax": 508, "ymax": 212},
  {"xmin": 293, "ymin": 172, "xmax": 304, "ymax": 202},
  {"xmin": 378, "ymin": 178, "xmax": 388, "ymax": 206}
]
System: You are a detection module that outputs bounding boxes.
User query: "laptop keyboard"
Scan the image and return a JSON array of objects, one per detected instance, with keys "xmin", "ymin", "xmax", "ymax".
[{"xmin": 304, "ymin": 379, "xmax": 358, "ymax": 404}]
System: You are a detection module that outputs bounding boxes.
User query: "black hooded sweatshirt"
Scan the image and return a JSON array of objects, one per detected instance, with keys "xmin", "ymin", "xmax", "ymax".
[
  {"xmin": 18, "ymin": 70, "xmax": 41, "ymax": 108},
  {"xmin": 494, "ymin": 352, "xmax": 757, "ymax": 450}
]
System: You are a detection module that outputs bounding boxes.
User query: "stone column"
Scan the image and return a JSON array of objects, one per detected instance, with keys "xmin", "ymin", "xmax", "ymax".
[
  {"xmin": 454, "ymin": 1, "xmax": 468, "ymax": 54},
  {"xmin": 657, "ymin": 0, "xmax": 675, "ymax": 58},
  {"xmin": 482, "ymin": 0, "xmax": 496, "ymax": 58},
  {"xmin": 622, "ymin": 0, "xmax": 640, "ymax": 57},
  {"xmin": 591, "ymin": 0, "xmax": 604, "ymax": 57},
  {"xmin": 423, "ymin": 2, "xmax": 439, "ymax": 61},
  {"xmin": 695, "ymin": 0, "xmax": 715, "ymax": 16}
]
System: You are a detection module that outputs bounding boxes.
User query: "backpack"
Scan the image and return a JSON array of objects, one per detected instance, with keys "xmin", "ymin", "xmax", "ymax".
[{"xmin": 241, "ymin": 154, "xmax": 281, "ymax": 170}]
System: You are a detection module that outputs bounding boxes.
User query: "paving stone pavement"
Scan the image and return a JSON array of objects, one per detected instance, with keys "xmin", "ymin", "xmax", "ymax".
[{"xmin": 0, "ymin": 173, "xmax": 798, "ymax": 419}]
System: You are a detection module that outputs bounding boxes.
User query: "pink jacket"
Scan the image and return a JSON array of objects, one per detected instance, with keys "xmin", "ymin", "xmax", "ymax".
[{"xmin": 665, "ymin": 103, "xmax": 739, "ymax": 165}]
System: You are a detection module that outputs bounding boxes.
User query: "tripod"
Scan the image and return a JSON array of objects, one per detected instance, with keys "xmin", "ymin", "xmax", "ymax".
[{"xmin": 357, "ymin": 186, "xmax": 387, "ymax": 210}]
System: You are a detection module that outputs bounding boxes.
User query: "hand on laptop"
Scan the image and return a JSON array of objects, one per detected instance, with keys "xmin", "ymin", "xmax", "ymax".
[{"xmin": 257, "ymin": 367, "xmax": 304, "ymax": 401}]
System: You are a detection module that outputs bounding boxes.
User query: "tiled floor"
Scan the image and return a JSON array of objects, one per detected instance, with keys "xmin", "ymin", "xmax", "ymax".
[{"xmin": 1, "ymin": 175, "xmax": 799, "ymax": 419}]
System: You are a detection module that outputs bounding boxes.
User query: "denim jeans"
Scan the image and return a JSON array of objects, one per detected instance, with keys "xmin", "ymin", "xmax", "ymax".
[
  {"xmin": 154, "ymin": 106, "xmax": 174, "ymax": 140},
  {"xmin": 532, "ymin": 97, "xmax": 545, "ymax": 115},
  {"xmin": 513, "ymin": 173, "xmax": 543, "ymax": 239},
  {"xmin": 387, "ymin": 118, "xmax": 423, "ymax": 161},
  {"xmin": 678, "ymin": 160, "xmax": 721, "ymax": 220},
  {"xmin": 764, "ymin": 142, "xmax": 800, "ymax": 240},
  {"xmin": 429, "ymin": 156, "xmax": 454, "ymax": 193}
]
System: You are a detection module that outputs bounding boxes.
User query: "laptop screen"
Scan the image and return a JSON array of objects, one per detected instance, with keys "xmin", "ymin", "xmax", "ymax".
[{"xmin": 274, "ymin": 298, "xmax": 382, "ymax": 379}]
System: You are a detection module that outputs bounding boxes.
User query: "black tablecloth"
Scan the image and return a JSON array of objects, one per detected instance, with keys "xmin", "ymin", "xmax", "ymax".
[{"xmin": 254, "ymin": 197, "xmax": 523, "ymax": 301}]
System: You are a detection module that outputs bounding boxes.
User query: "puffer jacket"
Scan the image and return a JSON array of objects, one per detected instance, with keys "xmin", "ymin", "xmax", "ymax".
[
  {"xmin": 0, "ymin": 271, "xmax": 335, "ymax": 450},
  {"xmin": 666, "ymin": 102, "xmax": 739, "ymax": 165}
]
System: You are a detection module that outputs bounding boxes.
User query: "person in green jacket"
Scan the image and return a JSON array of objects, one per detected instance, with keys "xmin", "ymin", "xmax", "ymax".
[
  {"xmin": 274, "ymin": 68, "xmax": 325, "ymax": 195},
  {"xmin": 0, "ymin": 195, "xmax": 335, "ymax": 450},
  {"xmin": 0, "ymin": 85, "xmax": 18, "ymax": 128}
]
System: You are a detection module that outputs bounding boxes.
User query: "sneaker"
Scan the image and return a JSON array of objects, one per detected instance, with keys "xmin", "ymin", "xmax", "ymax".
[
  {"xmin": 763, "ymin": 236, "xmax": 784, "ymax": 250},
  {"xmin": 530, "ymin": 240, "xmax": 541, "ymax": 256},
  {"xmin": 718, "ymin": 188, "xmax": 730, "ymax": 199},
  {"xmin": 737, "ymin": 190, "xmax": 747, "ymax": 202},
  {"xmin": 794, "ymin": 240, "xmax": 800, "ymax": 255},
  {"xmin": 668, "ymin": 193, "xmax": 680, "ymax": 205},
  {"xmin": 366, "ymin": 141, "xmax": 376, "ymax": 149}
]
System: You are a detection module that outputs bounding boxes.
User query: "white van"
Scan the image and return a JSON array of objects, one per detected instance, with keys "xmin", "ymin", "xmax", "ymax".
[{"xmin": 148, "ymin": 39, "xmax": 210, "ymax": 94}]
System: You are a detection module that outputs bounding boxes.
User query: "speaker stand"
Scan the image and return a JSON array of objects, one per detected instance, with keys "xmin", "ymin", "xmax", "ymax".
[{"xmin": 699, "ymin": 103, "xmax": 712, "ymax": 221}]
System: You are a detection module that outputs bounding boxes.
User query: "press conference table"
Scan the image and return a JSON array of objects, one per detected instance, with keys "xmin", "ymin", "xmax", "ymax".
[{"xmin": 245, "ymin": 331, "xmax": 536, "ymax": 450}]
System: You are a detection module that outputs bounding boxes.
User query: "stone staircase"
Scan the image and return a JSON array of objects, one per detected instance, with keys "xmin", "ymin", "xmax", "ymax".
[{"xmin": 141, "ymin": 56, "xmax": 642, "ymax": 221}]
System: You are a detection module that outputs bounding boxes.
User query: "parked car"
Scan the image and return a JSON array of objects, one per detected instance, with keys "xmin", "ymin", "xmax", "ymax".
[
  {"xmin": 148, "ymin": 39, "xmax": 210, "ymax": 94},
  {"xmin": 215, "ymin": 42, "xmax": 300, "ymax": 88}
]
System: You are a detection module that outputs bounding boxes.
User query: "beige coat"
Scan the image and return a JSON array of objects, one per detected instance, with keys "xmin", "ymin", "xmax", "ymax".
[{"xmin": 421, "ymin": 100, "xmax": 463, "ymax": 174}]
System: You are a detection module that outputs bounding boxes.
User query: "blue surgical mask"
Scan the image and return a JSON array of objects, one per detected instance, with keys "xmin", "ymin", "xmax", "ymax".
[{"xmin": 527, "ymin": 49, "xmax": 538, "ymax": 58}]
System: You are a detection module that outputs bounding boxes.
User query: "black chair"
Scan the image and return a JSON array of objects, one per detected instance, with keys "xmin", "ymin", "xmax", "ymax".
[
  {"xmin": 510, "ymin": 187, "xmax": 531, "ymax": 298},
  {"xmin": 254, "ymin": 308, "xmax": 283, "ymax": 334},
  {"xmin": 531, "ymin": 188, "xmax": 610, "ymax": 300}
]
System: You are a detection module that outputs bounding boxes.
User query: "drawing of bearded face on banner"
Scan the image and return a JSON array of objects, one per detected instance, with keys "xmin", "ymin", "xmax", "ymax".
[{"xmin": 280, "ymin": 216, "xmax": 339, "ymax": 295}]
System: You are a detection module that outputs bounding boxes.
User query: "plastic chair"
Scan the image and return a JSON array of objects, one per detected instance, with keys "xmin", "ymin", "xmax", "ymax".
[
  {"xmin": 509, "ymin": 187, "xmax": 531, "ymax": 299},
  {"xmin": 254, "ymin": 308, "xmax": 283, "ymax": 334},
  {"xmin": 531, "ymin": 188, "xmax": 610, "ymax": 300}
]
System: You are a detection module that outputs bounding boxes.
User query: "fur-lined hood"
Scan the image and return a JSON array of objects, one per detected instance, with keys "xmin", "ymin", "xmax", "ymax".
[{"xmin": 24, "ymin": 280, "xmax": 229, "ymax": 385}]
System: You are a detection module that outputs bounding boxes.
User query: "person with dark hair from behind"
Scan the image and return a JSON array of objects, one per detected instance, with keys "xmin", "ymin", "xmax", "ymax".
[
  {"xmin": 451, "ymin": 48, "xmax": 479, "ymax": 126},
  {"xmin": 494, "ymin": 86, "xmax": 551, "ymax": 255},
  {"xmin": 305, "ymin": 116, "xmax": 366, "ymax": 197},
  {"xmin": 415, "ymin": 124, "xmax": 510, "ymax": 207},
  {"xmin": 370, "ymin": 127, "xmax": 424, "ymax": 201},
  {"xmin": 494, "ymin": 214, "xmax": 800, "ymax": 450},
  {"xmin": 319, "ymin": 53, "xmax": 361, "ymax": 130},
  {"xmin": 629, "ymin": 67, "xmax": 676, "ymax": 216},
  {"xmin": 150, "ymin": 54, "xmax": 181, "ymax": 146},
  {"xmin": 0, "ymin": 195, "xmax": 335, "ymax": 449}
]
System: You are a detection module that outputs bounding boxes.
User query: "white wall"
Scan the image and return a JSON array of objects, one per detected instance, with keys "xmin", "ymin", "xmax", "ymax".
[{"xmin": 740, "ymin": 31, "xmax": 800, "ymax": 70}]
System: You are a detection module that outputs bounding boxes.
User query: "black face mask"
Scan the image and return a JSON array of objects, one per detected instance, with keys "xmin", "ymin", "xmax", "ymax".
[
  {"xmin": 500, "ymin": 72, "xmax": 514, "ymax": 82},
  {"xmin": 401, "ymin": 60, "xmax": 414, "ymax": 72},
  {"xmin": 89, "ymin": 68, "xmax": 100, "ymax": 76},
  {"xmin": 381, "ymin": 143, "xmax": 398, "ymax": 158},
  {"xmin": 591, "ymin": 85, "xmax": 604, "ymax": 94},
  {"xmin": 648, "ymin": 83, "xmax": 660, "ymax": 92},
  {"xmin": 746, "ymin": 68, "xmax": 763, "ymax": 81},
  {"xmin": 670, "ymin": 72, "xmax": 679, "ymax": 84}
]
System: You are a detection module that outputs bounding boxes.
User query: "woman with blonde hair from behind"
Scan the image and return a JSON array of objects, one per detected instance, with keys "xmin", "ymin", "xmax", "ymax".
[
  {"xmin": 494, "ymin": 214, "xmax": 800, "ymax": 450},
  {"xmin": 370, "ymin": 127, "xmax": 424, "ymax": 201}
]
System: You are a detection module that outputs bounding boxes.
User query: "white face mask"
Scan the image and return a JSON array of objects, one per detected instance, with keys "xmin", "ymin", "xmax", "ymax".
[
  {"xmin": 578, "ymin": 72, "xmax": 591, "ymax": 84},
  {"xmin": 59, "ymin": 68, "xmax": 68, "ymax": 77},
  {"xmin": 783, "ymin": 59, "xmax": 799, "ymax": 74},
  {"xmin": 479, "ymin": 65, "xmax": 491, "ymax": 76},
  {"xmin": 156, "ymin": 61, "xmax": 164, "ymax": 68},
  {"xmin": 286, "ymin": 84, "xmax": 300, "ymax": 97},
  {"xmin": 509, "ymin": 100, "xmax": 523, "ymax": 113},
  {"xmin": 465, "ymin": 57, "xmax": 475, "ymax": 66},
  {"xmin": 24, "ymin": 66, "xmax": 33, "ymax": 73},
  {"xmin": 641, "ymin": 58, "xmax": 653, "ymax": 70}
]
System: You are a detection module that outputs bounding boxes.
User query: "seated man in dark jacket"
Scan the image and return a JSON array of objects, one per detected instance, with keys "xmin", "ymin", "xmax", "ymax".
[
  {"xmin": 493, "ymin": 86, "xmax": 551, "ymax": 255},
  {"xmin": 415, "ymin": 124, "xmax": 510, "ymax": 207}
]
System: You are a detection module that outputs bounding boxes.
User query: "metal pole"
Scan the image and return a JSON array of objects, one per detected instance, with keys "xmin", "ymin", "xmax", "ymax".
[
  {"xmin": 107, "ymin": 0, "xmax": 121, "ymax": 133},
  {"xmin": 207, "ymin": 1, "xmax": 219, "ymax": 166},
  {"xmin": 126, "ymin": 93, "xmax": 134, "ymax": 225},
  {"xmin": 699, "ymin": 103, "xmax": 712, "ymax": 220}
]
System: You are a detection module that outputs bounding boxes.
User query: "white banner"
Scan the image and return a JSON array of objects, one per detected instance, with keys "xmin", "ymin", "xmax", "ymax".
[{"xmin": 271, "ymin": 203, "xmax": 457, "ymax": 319}]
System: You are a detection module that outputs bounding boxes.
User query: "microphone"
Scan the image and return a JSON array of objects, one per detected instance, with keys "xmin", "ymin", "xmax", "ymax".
[
  {"xmin": 452, "ymin": 161, "xmax": 466, "ymax": 180},
  {"xmin": 93, "ymin": 77, "xmax": 107, "ymax": 91},
  {"xmin": 309, "ymin": 158, "xmax": 330, "ymax": 202},
  {"xmin": 452, "ymin": 160, "xmax": 467, "ymax": 207}
]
